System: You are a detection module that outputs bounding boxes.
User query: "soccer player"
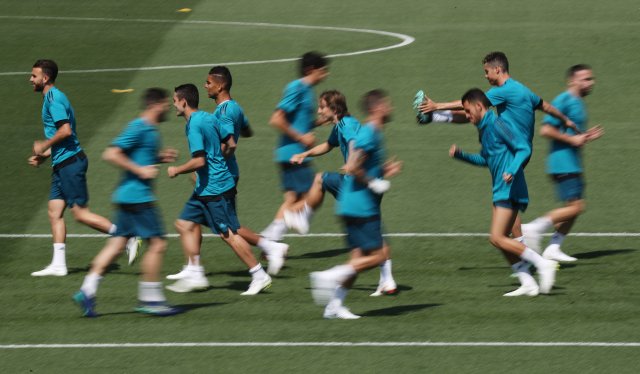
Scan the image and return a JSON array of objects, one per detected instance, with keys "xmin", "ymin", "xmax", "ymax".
[
  {"xmin": 166, "ymin": 84, "xmax": 272, "ymax": 296},
  {"xmin": 309, "ymin": 90, "xmax": 402, "ymax": 319},
  {"xmin": 522, "ymin": 65, "xmax": 604, "ymax": 261},
  {"xmin": 450, "ymin": 88, "xmax": 558, "ymax": 297},
  {"xmin": 261, "ymin": 51, "xmax": 329, "ymax": 241},
  {"xmin": 28, "ymin": 59, "xmax": 138, "ymax": 277},
  {"xmin": 285, "ymin": 90, "xmax": 398, "ymax": 296},
  {"xmin": 73, "ymin": 88, "xmax": 180, "ymax": 317}
]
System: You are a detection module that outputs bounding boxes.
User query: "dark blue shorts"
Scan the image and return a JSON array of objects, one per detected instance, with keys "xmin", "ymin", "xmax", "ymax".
[
  {"xmin": 113, "ymin": 202, "xmax": 165, "ymax": 239},
  {"xmin": 551, "ymin": 173, "xmax": 584, "ymax": 201},
  {"xmin": 342, "ymin": 215, "xmax": 383, "ymax": 252},
  {"xmin": 49, "ymin": 152, "xmax": 89, "ymax": 208},
  {"xmin": 494, "ymin": 200, "xmax": 528, "ymax": 212},
  {"xmin": 280, "ymin": 163, "xmax": 314, "ymax": 194},
  {"xmin": 179, "ymin": 194, "xmax": 240, "ymax": 235},
  {"xmin": 321, "ymin": 172, "xmax": 344, "ymax": 199}
]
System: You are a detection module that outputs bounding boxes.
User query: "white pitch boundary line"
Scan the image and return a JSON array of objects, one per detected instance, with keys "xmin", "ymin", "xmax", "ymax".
[
  {"xmin": 1, "ymin": 341, "xmax": 639, "ymax": 349},
  {"xmin": 0, "ymin": 15, "xmax": 415, "ymax": 76},
  {"xmin": 1, "ymin": 232, "xmax": 640, "ymax": 239}
]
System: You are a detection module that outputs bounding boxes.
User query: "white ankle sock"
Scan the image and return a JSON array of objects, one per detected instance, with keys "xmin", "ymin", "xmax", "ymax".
[
  {"xmin": 52, "ymin": 243, "xmax": 66, "ymax": 267},
  {"xmin": 249, "ymin": 264, "xmax": 268, "ymax": 279},
  {"xmin": 521, "ymin": 248, "xmax": 549, "ymax": 268},
  {"xmin": 138, "ymin": 282, "xmax": 165, "ymax": 303},
  {"xmin": 80, "ymin": 272, "xmax": 102, "ymax": 298}
]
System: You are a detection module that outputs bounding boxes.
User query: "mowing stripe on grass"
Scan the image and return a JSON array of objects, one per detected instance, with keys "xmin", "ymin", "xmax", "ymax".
[
  {"xmin": 1, "ymin": 232, "xmax": 639, "ymax": 239},
  {"xmin": 0, "ymin": 16, "xmax": 414, "ymax": 76},
  {"xmin": 1, "ymin": 341, "xmax": 640, "ymax": 349}
]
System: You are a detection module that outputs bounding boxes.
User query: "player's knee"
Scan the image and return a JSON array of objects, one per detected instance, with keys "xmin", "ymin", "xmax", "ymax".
[
  {"xmin": 575, "ymin": 200, "xmax": 586, "ymax": 214},
  {"xmin": 313, "ymin": 173, "xmax": 324, "ymax": 184},
  {"xmin": 488, "ymin": 234, "xmax": 504, "ymax": 248},
  {"xmin": 147, "ymin": 240, "xmax": 167, "ymax": 255}
]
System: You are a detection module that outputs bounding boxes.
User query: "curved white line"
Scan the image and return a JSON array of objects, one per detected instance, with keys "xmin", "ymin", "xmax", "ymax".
[{"xmin": 0, "ymin": 16, "xmax": 414, "ymax": 76}]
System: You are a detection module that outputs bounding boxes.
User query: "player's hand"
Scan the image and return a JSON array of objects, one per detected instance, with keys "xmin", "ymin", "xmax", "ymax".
[
  {"xmin": 586, "ymin": 125, "xmax": 604, "ymax": 142},
  {"xmin": 27, "ymin": 155, "xmax": 46, "ymax": 167},
  {"xmin": 418, "ymin": 98, "xmax": 437, "ymax": 114},
  {"xmin": 502, "ymin": 173, "xmax": 513, "ymax": 184},
  {"xmin": 298, "ymin": 132, "xmax": 316, "ymax": 148},
  {"xmin": 368, "ymin": 178, "xmax": 390, "ymax": 194},
  {"xmin": 167, "ymin": 166, "xmax": 179, "ymax": 178},
  {"xmin": 137, "ymin": 165, "xmax": 159, "ymax": 180},
  {"xmin": 32, "ymin": 140, "xmax": 48, "ymax": 156},
  {"xmin": 159, "ymin": 148, "xmax": 178, "ymax": 163},
  {"xmin": 449, "ymin": 144, "xmax": 459, "ymax": 157},
  {"xmin": 565, "ymin": 119, "xmax": 581, "ymax": 133},
  {"xmin": 383, "ymin": 156, "xmax": 403, "ymax": 178},
  {"xmin": 569, "ymin": 134, "xmax": 589, "ymax": 148},
  {"xmin": 290, "ymin": 153, "xmax": 306, "ymax": 164}
]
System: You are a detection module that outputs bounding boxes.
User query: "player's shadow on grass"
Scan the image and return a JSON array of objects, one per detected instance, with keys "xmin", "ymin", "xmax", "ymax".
[
  {"xmin": 361, "ymin": 303, "xmax": 441, "ymax": 317},
  {"xmin": 68, "ymin": 263, "xmax": 121, "ymax": 275},
  {"xmin": 224, "ymin": 281, "xmax": 271, "ymax": 294},
  {"xmin": 573, "ymin": 248, "xmax": 636, "ymax": 259},
  {"xmin": 289, "ymin": 247, "xmax": 350, "ymax": 260},
  {"xmin": 97, "ymin": 302, "xmax": 226, "ymax": 317},
  {"xmin": 352, "ymin": 284, "xmax": 413, "ymax": 293}
]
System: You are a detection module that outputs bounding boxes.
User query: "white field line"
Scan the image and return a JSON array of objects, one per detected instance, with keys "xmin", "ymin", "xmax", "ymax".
[
  {"xmin": 0, "ymin": 16, "xmax": 414, "ymax": 76},
  {"xmin": 1, "ymin": 341, "xmax": 639, "ymax": 349},
  {"xmin": 1, "ymin": 232, "xmax": 639, "ymax": 239}
]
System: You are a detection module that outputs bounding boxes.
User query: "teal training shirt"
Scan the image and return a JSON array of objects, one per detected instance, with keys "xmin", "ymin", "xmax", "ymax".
[
  {"xmin": 544, "ymin": 91, "xmax": 587, "ymax": 174},
  {"xmin": 337, "ymin": 123, "xmax": 385, "ymax": 218},
  {"xmin": 454, "ymin": 110, "xmax": 531, "ymax": 204},
  {"xmin": 110, "ymin": 118, "xmax": 160, "ymax": 204},
  {"xmin": 213, "ymin": 99, "xmax": 250, "ymax": 179},
  {"xmin": 274, "ymin": 79, "xmax": 316, "ymax": 162},
  {"xmin": 327, "ymin": 115, "xmax": 361, "ymax": 162},
  {"xmin": 41, "ymin": 87, "xmax": 82, "ymax": 166},
  {"xmin": 185, "ymin": 111, "xmax": 235, "ymax": 196},
  {"xmin": 485, "ymin": 78, "xmax": 541, "ymax": 144}
]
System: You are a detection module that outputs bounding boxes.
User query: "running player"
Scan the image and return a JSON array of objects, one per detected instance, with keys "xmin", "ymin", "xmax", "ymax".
[
  {"xmin": 73, "ymin": 88, "xmax": 180, "ymax": 317},
  {"xmin": 522, "ymin": 65, "xmax": 604, "ymax": 260},
  {"xmin": 28, "ymin": 59, "xmax": 138, "ymax": 277},
  {"xmin": 261, "ymin": 52, "xmax": 329, "ymax": 241},
  {"xmin": 450, "ymin": 88, "xmax": 558, "ymax": 297},
  {"xmin": 309, "ymin": 90, "xmax": 402, "ymax": 319},
  {"xmin": 166, "ymin": 84, "xmax": 272, "ymax": 296}
]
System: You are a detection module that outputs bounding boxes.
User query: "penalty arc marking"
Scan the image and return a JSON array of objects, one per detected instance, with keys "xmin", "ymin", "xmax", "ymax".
[{"xmin": 0, "ymin": 15, "xmax": 415, "ymax": 76}]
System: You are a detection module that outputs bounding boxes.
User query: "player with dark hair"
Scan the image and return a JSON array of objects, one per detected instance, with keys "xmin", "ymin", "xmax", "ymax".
[
  {"xmin": 261, "ymin": 52, "xmax": 330, "ymax": 242},
  {"xmin": 73, "ymin": 88, "xmax": 180, "ymax": 317},
  {"xmin": 522, "ymin": 65, "xmax": 604, "ymax": 260},
  {"xmin": 28, "ymin": 59, "xmax": 138, "ymax": 277},
  {"xmin": 449, "ymin": 88, "xmax": 558, "ymax": 297}
]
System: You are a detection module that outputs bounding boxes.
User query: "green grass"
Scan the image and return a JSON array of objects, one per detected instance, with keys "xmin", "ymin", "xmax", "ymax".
[{"xmin": 1, "ymin": 0, "xmax": 639, "ymax": 372}]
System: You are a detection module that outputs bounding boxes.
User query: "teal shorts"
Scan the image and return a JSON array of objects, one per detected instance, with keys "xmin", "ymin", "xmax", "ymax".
[
  {"xmin": 342, "ymin": 215, "xmax": 383, "ymax": 251},
  {"xmin": 321, "ymin": 172, "xmax": 344, "ymax": 199},
  {"xmin": 180, "ymin": 192, "xmax": 240, "ymax": 235},
  {"xmin": 280, "ymin": 162, "xmax": 314, "ymax": 194},
  {"xmin": 494, "ymin": 199, "xmax": 528, "ymax": 212},
  {"xmin": 551, "ymin": 173, "xmax": 584, "ymax": 201},
  {"xmin": 113, "ymin": 202, "xmax": 165, "ymax": 239},
  {"xmin": 49, "ymin": 151, "xmax": 89, "ymax": 208}
]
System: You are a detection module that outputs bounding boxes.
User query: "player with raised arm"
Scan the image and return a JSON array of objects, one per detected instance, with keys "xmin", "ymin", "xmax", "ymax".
[
  {"xmin": 450, "ymin": 88, "xmax": 558, "ymax": 297},
  {"xmin": 29, "ymin": 59, "xmax": 138, "ymax": 277},
  {"xmin": 73, "ymin": 88, "xmax": 180, "ymax": 317},
  {"xmin": 522, "ymin": 65, "xmax": 604, "ymax": 260}
]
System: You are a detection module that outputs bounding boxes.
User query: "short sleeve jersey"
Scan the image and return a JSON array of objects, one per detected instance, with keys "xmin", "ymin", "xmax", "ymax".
[
  {"xmin": 543, "ymin": 91, "xmax": 587, "ymax": 174},
  {"xmin": 485, "ymin": 78, "xmax": 541, "ymax": 143},
  {"xmin": 212, "ymin": 99, "xmax": 250, "ymax": 178},
  {"xmin": 274, "ymin": 79, "xmax": 316, "ymax": 162},
  {"xmin": 186, "ymin": 111, "xmax": 235, "ymax": 196},
  {"xmin": 41, "ymin": 87, "xmax": 82, "ymax": 166},
  {"xmin": 110, "ymin": 118, "xmax": 160, "ymax": 204},
  {"xmin": 327, "ymin": 115, "xmax": 361, "ymax": 162},
  {"xmin": 337, "ymin": 124, "xmax": 385, "ymax": 218}
]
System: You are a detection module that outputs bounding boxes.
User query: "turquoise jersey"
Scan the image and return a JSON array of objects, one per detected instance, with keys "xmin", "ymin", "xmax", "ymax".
[
  {"xmin": 544, "ymin": 91, "xmax": 587, "ymax": 174},
  {"xmin": 485, "ymin": 78, "xmax": 541, "ymax": 143},
  {"xmin": 110, "ymin": 118, "xmax": 160, "ymax": 204},
  {"xmin": 185, "ymin": 111, "xmax": 235, "ymax": 196},
  {"xmin": 337, "ymin": 123, "xmax": 384, "ymax": 218},
  {"xmin": 327, "ymin": 115, "xmax": 361, "ymax": 162},
  {"xmin": 454, "ymin": 111, "xmax": 531, "ymax": 204},
  {"xmin": 274, "ymin": 79, "xmax": 316, "ymax": 162},
  {"xmin": 212, "ymin": 99, "xmax": 250, "ymax": 179},
  {"xmin": 41, "ymin": 87, "xmax": 82, "ymax": 166}
]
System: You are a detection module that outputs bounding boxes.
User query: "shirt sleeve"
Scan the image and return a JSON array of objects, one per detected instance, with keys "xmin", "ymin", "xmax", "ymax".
[
  {"xmin": 485, "ymin": 86, "xmax": 505, "ymax": 107},
  {"xmin": 48, "ymin": 96, "xmax": 70, "ymax": 124},
  {"xmin": 187, "ymin": 122, "xmax": 205, "ymax": 156},
  {"xmin": 454, "ymin": 149, "xmax": 488, "ymax": 167},
  {"xmin": 327, "ymin": 125, "xmax": 339, "ymax": 147},
  {"xmin": 354, "ymin": 128, "xmax": 376, "ymax": 153},
  {"xmin": 542, "ymin": 95, "xmax": 564, "ymax": 128},
  {"xmin": 276, "ymin": 83, "xmax": 300, "ymax": 114},
  {"xmin": 496, "ymin": 119, "xmax": 532, "ymax": 176},
  {"xmin": 111, "ymin": 123, "xmax": 140, "ymax": 152},
  {"xmin": 218, "ymin": 112, "xmax": 235, "ymax": 141}
]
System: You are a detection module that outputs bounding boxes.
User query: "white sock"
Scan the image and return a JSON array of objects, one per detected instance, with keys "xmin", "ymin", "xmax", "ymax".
[
  {"xmin": 187, "ymin": 264, "xmax": 204, "ymax": 276},
  {"xmin": 303, "ymin": 203, "xmax": 314, "ymax": 219},
  {"xmin": 431, "ymin": 110, "xmax": 453, "ymax": 123},
  {"xmin": 138, "ymin": 282, "xmax": 166, "ymax": 303},
  {"xmin": 511, "ymin": 262, "xmax": 536, "ymax": 288},
  {"xmin": 80, "ymin": 272, "xmax": 102, "ymax": 298},
  {"xmin": 380, "ymin": 259, "xmax": 394, "ymax": 284},
  {"xmin": 520, "ymin": 247, "xmax": 550, "ymax": 268},
  {"xmin": 108, "ymin": 224, "xmax": 117, "ymax": 235},
  {"xmin": 52, "ymin": 243, "xmax": 66, "ymax": 267},
  {"xmin": 324, "ymin": 264, "xmax": 357, "ymax": 284},
  {"xmin": 328, "ymin": 286, "xmax": 349, "ymax": 309},
  {"xmin": 249, "ymin": 264, "xmax": 268, "ymax": 279},
  {"xmin": 530, "ymin": 216, "xmax": 554, "ymax": 232},
  {"xmin": 188, "ymin": 255, "xmax": 200, "ymax": 267},
  {"xmin": 257, "ymin": 238, "xmax": 276, "ymax": 254},
  {"xmin": 549, "ymin": 232, "xmax": 566, "ymax": 246},
  {"xmin": 514, "ymin": 236, "xmax": 525, "ymax": 243}
]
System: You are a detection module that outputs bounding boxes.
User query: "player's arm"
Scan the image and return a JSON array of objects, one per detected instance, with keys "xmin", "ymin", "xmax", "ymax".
[
  {"xmin": 419, "ymin": 99, "xmax": 463, "ymax": 114},
  {"xmin": 538, "ymin": 100, "xmax": 580, "ymax": 133},
  {"xmin": 221, "ymin": 136, "xmax": 237, "ymax": 158},
  {"xmin": 450, "ymin": 144, "xmax": 488, "ymax": 166},
  {"xmin": 103, "ymin": 146, "xmax": 158, "ymax": 180},
  {"xmin": 28, "ymin": 148, "xmax": 51, "ymax": 167},
  {"xmin": 32, "ymin": 121, "xmax": 72, "ymax": 156},
  {"xmin": 158, "ymin": 148, "xmax": 178, "ymax": 163},
  {"xmin": 240, "ymin": 126, "xmax": 253, "ymax": 138},
  {"xmin": 269, "ymin": 109, "xmax": 315, "ymax": 148},
  {"xmin": 497, "ymin": 123, "xmax": 532, "ymax": 183},
  {"xmin": 343, "ymin": 144, "xmax": 391, "ymax": 194},
  {"xmin": 290, "ymin": 142, "xmax": 333, "ymax": 164},
  {"xmin": 167, "ymin": 152, "xmax": 206, "ymax": 178}
]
